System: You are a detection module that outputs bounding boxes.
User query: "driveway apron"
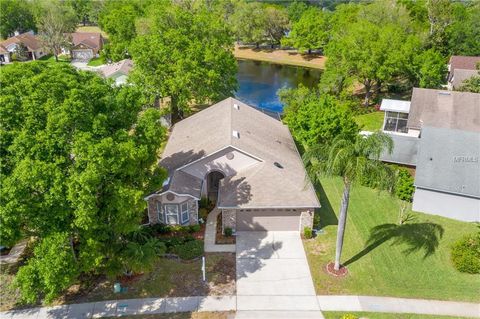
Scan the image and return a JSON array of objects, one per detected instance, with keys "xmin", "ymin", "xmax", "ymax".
[{"xmin": 235, "ymin": 231, "xmax": 324, "ymax": 318}]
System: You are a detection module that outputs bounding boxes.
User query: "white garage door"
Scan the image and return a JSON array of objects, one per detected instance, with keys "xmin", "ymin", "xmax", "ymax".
[
  {"xmin": 72, "ymin": 49, "xmax": 93, "ymax": 61},
  {"xmin": 236, "ymin": 209, "xmax": 301, "ymax": 231}
]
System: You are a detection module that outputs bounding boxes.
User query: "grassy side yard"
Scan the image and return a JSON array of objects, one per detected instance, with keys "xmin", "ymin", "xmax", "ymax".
[
  {"xmin": 87, "ymin": 56, "xmax": 106, "ymax": 66},
  {"xmin": 38, "ymin": 54, "xmax": 71, "ymax": 63},
  {"xmin": 354, "ymin": 112, "xmax": 384, "ymax": 131},
  {"xmin": 305, "ymin": 177, "xmax": 479, "ymax": 302},
  {"xmin": 323, "ymin": 312, "xmax": 472, "ymax": 319}
]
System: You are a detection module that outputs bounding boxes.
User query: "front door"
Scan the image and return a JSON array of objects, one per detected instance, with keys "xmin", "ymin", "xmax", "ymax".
[{"xmin": 207, "ymin": 171, "xmax": 225, "ymax": 203}]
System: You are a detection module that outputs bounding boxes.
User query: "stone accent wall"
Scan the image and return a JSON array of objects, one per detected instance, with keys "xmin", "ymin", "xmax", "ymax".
[
  {"xmin": 300, "ymin": 209, "xmax": 314, "ymax": 233},
  {"xmin": 188, "ymin": 199, "xmax": 199, "ymax": 225},
  {"xmin": 221, "ymin": 209, "xmax": 236, "ymax": 233},
  {"xmin": 147, "ymin": 197, "xmax": 161, "ymax": 224}
]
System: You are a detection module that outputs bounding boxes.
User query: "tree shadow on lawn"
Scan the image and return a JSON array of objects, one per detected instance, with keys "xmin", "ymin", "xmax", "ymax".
[
  {"xmin": 344, "ymin": 222, "xmax": 444, "ymax": 267},
  {"xmin": 314, "ymin": 181, "xmax": 338, "ymax": 229}
]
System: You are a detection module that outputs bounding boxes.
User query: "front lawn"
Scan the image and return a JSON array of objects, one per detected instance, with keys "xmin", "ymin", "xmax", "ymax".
[
  {"xmin": 1, "ymin": 253, "xmax": 235, "ymax": 311},
  {"xmin": 323, "ymin": 312, "xmax": 471, "ymax": 319},
  {"xmin": 87, "ymin": 56, "xmax": 106, "ymax": 66},
  {"xmin": 38, "ymin": 54, "xmax": 71, "ymax": 63},
  {"xmin": 305, "ymin": 177, "xmax": 479, "ymax": 302},
  {"xmin": 354, "ymin": 111, "xmax": 384, "ymax": 131}
]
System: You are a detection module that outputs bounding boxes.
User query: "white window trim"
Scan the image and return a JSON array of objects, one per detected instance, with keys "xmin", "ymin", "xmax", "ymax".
[
  {"xmin": 181, "ymin": 202, "xmax": 189, "ymax": 224},
  {"xmin": 164, "ymin": 204, "xmax": 179, "ymax": 225},
  {"xmin": 156, "ymin": 202, "xmax": 164, "ymax": 223}
]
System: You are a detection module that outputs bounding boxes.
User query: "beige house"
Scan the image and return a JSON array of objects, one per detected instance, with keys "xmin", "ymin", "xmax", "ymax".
[
  {"xmin": 145, "ymin": 98, "xmax": 320, "ymax": 233},
  {"xmin": 0, "ymin": 32, "xmax": 46, "ymax": 63}
]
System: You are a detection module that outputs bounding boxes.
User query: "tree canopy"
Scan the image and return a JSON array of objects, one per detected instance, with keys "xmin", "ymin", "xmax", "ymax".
[
  {"xmin": 280, "ymin": 85, "xmax": 359, "ymax": 148},
  {"xmin": 0, "ymin": 0, "xmax": 36, "ymax": 39},
  {"xmin": 130, "ymin": 1, "xmax": 237, "ymax": 120},
  {"xmin": 0, "ymin": 62, "xmax": 166, "ymax": 303},
  {"xmin": 281, "ymin": 8, "xmax": 330, "ymax": 54}
]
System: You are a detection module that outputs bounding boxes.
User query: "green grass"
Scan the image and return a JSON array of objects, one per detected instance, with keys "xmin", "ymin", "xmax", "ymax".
[
  {"xmin": 305, "ymin": 177, "xmax": 479, "ymax": 302},
  {"xmin": 38, "ymin": 54, "xmax": 71, "ymax": 63},
  {"xmin": 323, "ymin": 312, "xmax": 472, "ymax": 319},
  {"xmin": 354, "ymin": 112, "xmax": 384, "ymax": 131},
  {"xmin": 87, "ymin": 56, "xmax": 105, "ymax": 66}
]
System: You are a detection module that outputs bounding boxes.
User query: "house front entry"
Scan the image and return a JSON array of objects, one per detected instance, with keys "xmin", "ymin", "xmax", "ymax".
[{"xmin": 206, "ymin": 171, "xmax": 225, "ymax": 203}]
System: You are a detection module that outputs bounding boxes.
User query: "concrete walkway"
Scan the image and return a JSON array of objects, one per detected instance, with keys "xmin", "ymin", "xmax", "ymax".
[
  {"xmin": 204, "ymin": 208, "xmax": 235, "ymax": 253},
  {"xmin": 235, "ymin": 231, "xmax": 324, "ymax": 319},
  {"xmin": 1, "ymin": 295, "xmax": 479, "ymax": 318},
  {"xmin": 317, "ymin": 295, "xmax": 480, "ymax": 318},
  {"xmin": 0, "ymin": 296, "xmax": 236, "ymax": 319}
]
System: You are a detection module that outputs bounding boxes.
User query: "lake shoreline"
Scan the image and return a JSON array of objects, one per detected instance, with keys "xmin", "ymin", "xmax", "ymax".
[{"xmin": 234, "ymin": 45, "xmax": 326, "ymax": 70}]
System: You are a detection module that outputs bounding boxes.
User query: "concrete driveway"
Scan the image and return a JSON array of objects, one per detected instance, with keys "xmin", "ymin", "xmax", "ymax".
[{"xmin": 235, "ymin": 231, "xmax": 324, "ymax": 318}]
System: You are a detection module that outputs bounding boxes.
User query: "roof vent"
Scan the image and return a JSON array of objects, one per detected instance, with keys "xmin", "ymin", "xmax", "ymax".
[
  {"xmin": 233, "ymin": 103, "xmax": 239, "ymax": 110},
  {"xmin": 232, "ymin": 130, "xmax": 240, "ymax": 138},
  {"xmin": 274, "ymin": 162, "xmax": 283, "ymax": 169},
  {"xmin": 438, "ymin": 91, "xmax": 451, "ymax": 96}
]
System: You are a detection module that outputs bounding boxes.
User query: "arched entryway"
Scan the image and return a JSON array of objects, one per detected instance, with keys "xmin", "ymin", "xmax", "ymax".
[{"xmin": 206, "ymin": 170, "xmax": 225, "ymax": 203}]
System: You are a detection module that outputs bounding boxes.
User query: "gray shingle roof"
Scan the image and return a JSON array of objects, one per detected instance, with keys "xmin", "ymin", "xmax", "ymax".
[
  {"xmin": 407, "ymin": 88, "xmax": 480, "ymax": 132},
  {"xmin": 380, "ymin": 134, "xmax": 419, "ymax": 166},
  {"xmin": 159, "ymin": 97, "xmax": 320, "ymax": 208},
  {"xmin": 451, "ymin": 69, "xmax": 479, "ymax": 89},
  {"xmin": 415, "ymin": 127, "xmax": 480, "ymax": 198}
]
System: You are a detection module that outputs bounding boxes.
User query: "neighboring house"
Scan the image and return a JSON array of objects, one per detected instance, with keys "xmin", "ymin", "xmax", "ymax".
[
  {"xmin": 447, "ymin": 55, "xmax": 480, "ymax": 90},
  {"xmin": 0, "ymin": 31, "xmax": 46, "ymax": 63},
  {"xmin": 379, "ymin": 89, "xmax": 480, "ymax": 222},
  {"xmin": 64, "ymin": 32, "xmax": 104, "ymax": 61},
  {"xmin": 99, "ymin": 59, "xmax": 133, "ymax": 86},
  {"xmin": 145, "ymin": 98, "xmax": 320, "ymax": 233}
]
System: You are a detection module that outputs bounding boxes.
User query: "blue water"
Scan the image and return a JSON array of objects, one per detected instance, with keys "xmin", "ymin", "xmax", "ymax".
[{"xmin": 235, "ymin": 59, "xmax": 322, "ymax": 113}]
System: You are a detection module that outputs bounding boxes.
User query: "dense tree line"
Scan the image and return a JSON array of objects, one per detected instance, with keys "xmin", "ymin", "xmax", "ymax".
[{"xmin": 0, "ymin": 62, "xmax": 167, "ymax": 303}]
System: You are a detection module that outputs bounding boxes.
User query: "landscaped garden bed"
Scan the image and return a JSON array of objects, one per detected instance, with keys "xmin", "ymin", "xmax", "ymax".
[
  {"xmin": 215, "ymin": 213, "xmax": 235, "ymax": 245},
  {"xmin": 305, "ymin": 177, "xmax": 480, "ymax": 302}
]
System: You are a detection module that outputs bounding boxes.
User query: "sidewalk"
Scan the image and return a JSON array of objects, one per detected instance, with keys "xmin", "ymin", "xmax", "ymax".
[
  {"xmin": 0, "ymin": 296, "xmax": 236, "ymax": 319},
  {"xmin": 317, "ymin": 295, "xmax": 480, "ymax": 318},
  {"xmin": 1, "ymin": 295, "xmax": 479, "ymax": 318}
]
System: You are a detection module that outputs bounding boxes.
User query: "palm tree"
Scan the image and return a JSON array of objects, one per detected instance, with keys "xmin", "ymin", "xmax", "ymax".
[{"xmin": 303, "ymin": 132, "xmax": 395, "ymax": 271}]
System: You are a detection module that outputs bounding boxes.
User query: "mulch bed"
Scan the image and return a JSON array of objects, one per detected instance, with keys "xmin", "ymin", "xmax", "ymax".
[
  {"xmin": 215, "ymin": 214, "xmax": 235, "ymax": 245},
  {"xmin": 325, "ymin": 262, "xmax": 349, "ymax": 277}
]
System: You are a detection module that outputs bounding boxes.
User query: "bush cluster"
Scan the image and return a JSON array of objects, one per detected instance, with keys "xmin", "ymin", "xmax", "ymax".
[
  {"xmin": 395, "ymin": 168, "xmax": 415, "ymax": 202},
  {"xmin": 172, "ymin": 239, "xmax": 204, "ymax": 260},
  {"xmin": 451, "ymin": 233, "xmax": 480, "ymax": 274},
  {"xmin": 146, "ymin": 223, "xmax": 200, "ymax": 236},
  {"xmin": 224, "ymin": 227, "xmax": 233, "ymax": 237},
  {"xmin": 303, "ymin": 227, "xmax": 313, "ymax": 239}
]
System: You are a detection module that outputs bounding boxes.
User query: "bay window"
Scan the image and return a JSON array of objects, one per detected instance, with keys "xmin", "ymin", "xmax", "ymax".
[{"xmin": 181, "ymin": 202, "xmax": 189, "ymax": 224}]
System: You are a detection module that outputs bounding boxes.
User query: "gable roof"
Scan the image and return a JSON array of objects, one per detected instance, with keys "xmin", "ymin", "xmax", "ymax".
[
  {"xmin": 69, "ymin": 32, "xmax": 103, "ymax": 51},
  {"xmin": 415, "ymin": 127, "xmax": 480, "ymax": 198},
  {"xmin": 448, "ymin": 56, "xmax": 480, "ymax": 80},
  {"xmin": 100, "ymin": 59, "xmax": 133, "ymax": 78},
  {"xmin": 407, "ymin": 88, "xmax": 480, "ymax": 132},
  {"xmin": 159, "ymin": 97, "xmax": 320, "ymax": 208},
  {"xmin": 0, "ymin": 32, "xmax": 41, "ymax": 51},
  {"xmin": 451, "ymin": 69, "xmax": 479, "ymax": 89}
]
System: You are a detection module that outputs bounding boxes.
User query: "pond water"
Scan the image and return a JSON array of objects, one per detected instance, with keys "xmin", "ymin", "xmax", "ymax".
[{"xmin": 234, "ymin": 59, "xmax": 322, "ymax": 114}]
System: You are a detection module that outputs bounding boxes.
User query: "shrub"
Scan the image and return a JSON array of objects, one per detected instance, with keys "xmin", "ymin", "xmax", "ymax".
[
  {"xmin": 451, "ymin": 233, "xmax": 480, "ymax": 274},
  {"xmin": 199, "ymin": 208, "xmax": 209, "ymax": 221},
  {"xmin": 188, "ymin": 224, "xmax": 201, "ymax": 233},
  {"xmin": 224, "ymin": 227, "xmax": 233, "ymax": 237},
  {"xmin": 173, "ymin": 240, "xmax": 204, "ymax": 260},
  {"xmin": 395, "ymin": 168, "xmax": 415, "ymax": 202},
  {"xmin": 303, "ymin": 227, "xmax": 313, "ymax": 239},
  {"xmin": 341, "ymin": 315, "xmax": 358, "ymax": 319},
  {"xmin": 199, "ymin": 197, "xmax": 211, "ymax": 209}
]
